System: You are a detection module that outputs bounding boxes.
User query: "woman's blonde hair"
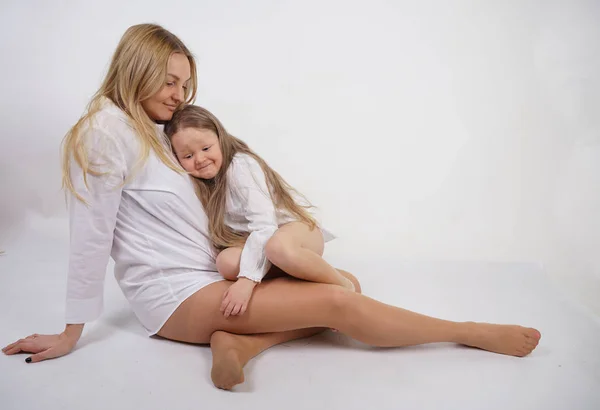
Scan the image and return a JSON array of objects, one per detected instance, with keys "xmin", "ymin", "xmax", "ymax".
[
  {"xmin": 164, "ymin": 105, "xmax": 317, "ymax": 250},
  {"xmin": 61, "ymin": 23, "xmax": 197, "ymax": 202}
]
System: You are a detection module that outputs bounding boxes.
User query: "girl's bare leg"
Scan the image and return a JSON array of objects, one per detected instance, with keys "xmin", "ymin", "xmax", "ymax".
[
  {"xmin": 209, "ymin": 269, "xmax": 362, "ymax": 389},
  {"xmin": 158, "ymin": 275, "xmax": 541, "ymax": 369},
  {"xmin": 217, "ymin": 224, "xmax": 352, "ymax": 289},
  {"xmin": 215, "ymin": 247, "xmax": 243, "ymax": 281},
  {"xmin": 266, "ymin": 222, "xmax": 354, "ymax": 290}
]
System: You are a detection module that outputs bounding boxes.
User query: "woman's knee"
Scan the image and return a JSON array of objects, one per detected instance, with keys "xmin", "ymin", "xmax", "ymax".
[{"xmin": 327, "ymin": 285, "xmax": 355, "ymax": 314}]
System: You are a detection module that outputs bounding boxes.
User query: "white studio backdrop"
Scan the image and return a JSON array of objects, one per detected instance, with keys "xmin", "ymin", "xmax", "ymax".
[{"xmin": 0, "ymin": 0, "xmax": 598, "ymax": 312}]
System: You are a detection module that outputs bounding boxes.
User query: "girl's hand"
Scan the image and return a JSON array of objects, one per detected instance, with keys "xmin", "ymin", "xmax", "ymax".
[
  {"xmin": 2, "ymin": 332, "xmax": 78, "ymax": 363},
  {"xmin": 220, "ymin": 278, "xmax": 257, "ymax": 318}
]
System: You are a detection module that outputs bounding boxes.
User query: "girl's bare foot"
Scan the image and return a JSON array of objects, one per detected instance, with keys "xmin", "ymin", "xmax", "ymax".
[
  {"xmin": 460, "ymin": 323, "xmax": 541, "ymax": 357},
  {"xmin": 341, "ymin": 276, "xmax": 356, "ymax": 292}
]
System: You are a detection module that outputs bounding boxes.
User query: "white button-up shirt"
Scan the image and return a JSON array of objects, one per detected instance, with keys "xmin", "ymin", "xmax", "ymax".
[
  {"xmin": 66, "ymin": 98, "xmax": 223, "ymax": 335},
  {"xmin": 224, "ymin": 154, "xmax": 334, "ymax": 283}
]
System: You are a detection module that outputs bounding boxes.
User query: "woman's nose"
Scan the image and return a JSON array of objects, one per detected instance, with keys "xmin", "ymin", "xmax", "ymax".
[{"xmin": 172, "ymin": 86, "xmax": 184, "ymax": 103}]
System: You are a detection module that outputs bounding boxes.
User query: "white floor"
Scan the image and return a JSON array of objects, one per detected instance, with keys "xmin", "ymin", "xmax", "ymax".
[{"xmin": 1, "ymin": 221, "xmax": 599, "ymax": 410}]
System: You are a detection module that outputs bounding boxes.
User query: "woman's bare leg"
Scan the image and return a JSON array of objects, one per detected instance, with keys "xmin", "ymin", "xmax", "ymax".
[
  {"xmin": 158, "ymin": 275, "xmax": 541, "ymax": 357},
  {"xmin": 266, "ymin": 222, "xmax": 354, "ymax": 290},
  {"xmin": 209, "ymin": 269, "xmax": 362, "ymax": 389}
]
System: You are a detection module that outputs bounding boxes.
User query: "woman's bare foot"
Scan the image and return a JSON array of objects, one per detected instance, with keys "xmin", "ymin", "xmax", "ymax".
[
  {"xmin": 460, "ymin": 323, "xmax": 541, "ymax": 357},
  {"xmin": 210, "ymin": 331, "xmax": 247, "ymax": 390},
  {"xmin": 210, "ymin": 328, "xmax": 324, "ymax": 389}
]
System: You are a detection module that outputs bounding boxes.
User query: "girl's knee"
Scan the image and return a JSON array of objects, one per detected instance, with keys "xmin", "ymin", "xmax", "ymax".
[
  {"xmin": 216, "ymin": 250, "xmax": 240, "ymax": 280},
  {"xmin": 220, "ymin": 269, "xmax": 238, "ymax": 281},
  {"xmin": 265, "ymin": 236, "xmax": 295, "ymax": 266}
]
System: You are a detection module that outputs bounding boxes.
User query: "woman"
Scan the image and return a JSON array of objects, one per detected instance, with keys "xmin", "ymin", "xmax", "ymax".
[{"xmin": 2, "ymin": 23, "xmax": 540, "ymax": 391}]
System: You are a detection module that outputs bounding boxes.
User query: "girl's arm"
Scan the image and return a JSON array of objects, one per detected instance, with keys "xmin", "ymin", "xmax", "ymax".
[{"xmin": 229, "ymin": 155, "xmax": 279, "ymax": 283}]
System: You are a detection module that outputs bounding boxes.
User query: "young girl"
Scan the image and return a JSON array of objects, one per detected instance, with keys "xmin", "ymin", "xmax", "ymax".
[{"xmin": 164, "ymin": 105, "xmax": 355, "ymax": 318}]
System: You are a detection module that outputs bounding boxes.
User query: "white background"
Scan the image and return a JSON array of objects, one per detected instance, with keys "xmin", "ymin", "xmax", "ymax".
[{"xmin": 1, "ymin": 0, "xmax": 599, "ymax": 313}]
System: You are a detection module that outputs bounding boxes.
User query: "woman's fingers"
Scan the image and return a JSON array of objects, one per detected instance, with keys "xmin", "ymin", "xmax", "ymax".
[
  {"xmin": 3, "ymin": 338, "xmax": 27, "ymax": 352},
  {"xmin": 3, "ymin": 344, "xmax": 23, "ymax": 355},
  {"xmin": 3, "ymin": 334, "xmax": 42, "ymax": 353},
  {"xmin": 28, "ymin": 348, "xmax": 56, "ymax": 363},
  {"xmin": 3, "ymin": 340, "xmax": 39, "ymax": 355},
  {"xmin": 2, "ymin": 341, "xmax": 17, "ymax": 353},
  {"xmin": 2, "ymin": 339, "xmax": 29, "ymax": 355}
]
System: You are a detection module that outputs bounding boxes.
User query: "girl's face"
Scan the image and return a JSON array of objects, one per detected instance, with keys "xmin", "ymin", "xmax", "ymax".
[{"xmin": 171, "ymin": 127, "xmax": 223, "ymax": 179}]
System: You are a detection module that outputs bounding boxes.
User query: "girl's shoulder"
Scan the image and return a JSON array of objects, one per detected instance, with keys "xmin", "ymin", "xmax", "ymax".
[
  {"xmin": 228, "ymin": 153, "xmax": 263, "ymax": 177},
  {"xmin": 226, "ymin": 153, "xmax": 268, "ymax": 190}
]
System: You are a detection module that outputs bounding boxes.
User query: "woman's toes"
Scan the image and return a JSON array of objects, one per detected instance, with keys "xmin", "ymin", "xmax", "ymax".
[
  {"xmin": 521, "ymin": 342, "xmax": 535, "ymax": 354},
  {"xmin": 526, "ymin": 328, "xmax": 541, "ymax": 340},
  {"xmin": 525, "ymin": 336, "xmax": 539, "ymax": 349}
]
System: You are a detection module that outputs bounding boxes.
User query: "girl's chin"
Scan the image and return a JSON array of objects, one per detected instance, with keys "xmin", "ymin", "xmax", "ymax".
[{"xmin": 191, "ymin": 171, "xmax": 216, "ymax": 180}]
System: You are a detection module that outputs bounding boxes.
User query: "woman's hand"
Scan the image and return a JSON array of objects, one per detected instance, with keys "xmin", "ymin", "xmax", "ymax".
[
  {"xmin": 2, "ymin": 324, "xmax": 83, "ymax": 363},
  {"xmin": 220, "ymin": 277, "xmax": 257, "ymax": 318}
]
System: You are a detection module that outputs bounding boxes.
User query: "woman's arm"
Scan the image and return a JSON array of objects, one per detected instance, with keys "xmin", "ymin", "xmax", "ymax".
[
  {"xmin": 64, "ymin": 323, "xmax": 85, "ymax": 341},
  {"xmin": 65, "ymin": 127, "xmax": 126, "ymax": 324},
  {"xmin": 3, "ymin": 126, "xmax": 127, "ymax": 363}
]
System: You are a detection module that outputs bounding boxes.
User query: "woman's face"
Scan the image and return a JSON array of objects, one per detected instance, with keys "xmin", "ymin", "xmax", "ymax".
[{"xmin": 142, "ymin": 53, "xmax": 191, "ymax": 122}]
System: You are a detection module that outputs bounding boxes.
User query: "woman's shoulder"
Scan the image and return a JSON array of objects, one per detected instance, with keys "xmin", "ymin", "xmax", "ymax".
[
  {"xmin": 79, "ymin": 98, "xmax": 145, "ymax": 159},
  {"xmin": 88, "ymin": 98, "xmax": 137, "ymax": 140}
]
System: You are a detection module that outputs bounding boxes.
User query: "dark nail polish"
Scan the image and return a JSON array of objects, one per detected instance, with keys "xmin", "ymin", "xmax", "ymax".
[{"xmin": 25, "ymin": 357, "xmax": 32, "ymax": 363}]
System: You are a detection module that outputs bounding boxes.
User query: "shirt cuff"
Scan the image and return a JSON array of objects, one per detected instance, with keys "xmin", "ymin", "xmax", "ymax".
[
  {"xmin": 65, "ymin": 295, "xmax": 103, "ymax": 324},
  {"xmin": 238, "ymin": 259, "xmax": 273, "ymax": 283},
  {"xmin": 237, "ymin": 274, "xmax": 263, "ymax": 283}
]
